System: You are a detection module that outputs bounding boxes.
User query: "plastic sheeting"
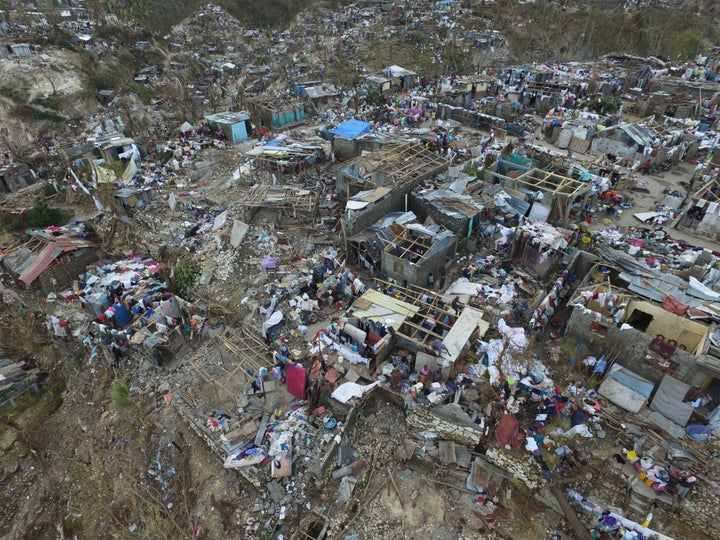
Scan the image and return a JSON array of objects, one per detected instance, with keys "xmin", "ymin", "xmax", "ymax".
[
  {"xmin": 331, "ymin": 381, "xmax": 380, "ymax": 404},
  {"xmin": 329, "ymin": 119, "xmax": 371, "ymax": 140},
  {"xmin": 497, "ymin": 318, "xmax": 527, "ymax": 350}
]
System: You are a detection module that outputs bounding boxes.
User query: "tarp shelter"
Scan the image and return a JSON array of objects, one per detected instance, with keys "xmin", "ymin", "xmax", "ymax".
[
  {"xmin": 650, "ymin": 375, "xmax": 695, "ymax": 427},
  {"xmin": 329, "ymin": 119, "xmax": 371, "ymax": 140},
  {"xmin": 598, "ymin": 365, "xmax": 655, "ymax": 413}
]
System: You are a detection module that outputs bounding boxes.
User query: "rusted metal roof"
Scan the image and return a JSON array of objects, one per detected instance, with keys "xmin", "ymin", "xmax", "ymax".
[{"xmin": 18, "ymin": 237, "xmax": 94, "ymax": 285}]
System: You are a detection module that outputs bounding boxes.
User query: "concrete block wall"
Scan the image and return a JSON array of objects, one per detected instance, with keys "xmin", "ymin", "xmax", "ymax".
[
  {"xmin": 333, "ymin": 137, "xmax": 356, "ymax": 161},
  {"xmin": 381, "ymin": 239, "xmax": 456, "ymax": 287},
  {"xmin": 344, "ymin": 188, "xmax": 408, "ymax": 236},
  {"xmin": 38, "ymin": 248, "xmax": 100, "ymax": 292},
  {"xmin": 565, "ymin": 307, "xmax": 712, "ymax": 387},
  {"xmin": 409, "ymin": 194, "xmax": 469, "ymax": 237}
]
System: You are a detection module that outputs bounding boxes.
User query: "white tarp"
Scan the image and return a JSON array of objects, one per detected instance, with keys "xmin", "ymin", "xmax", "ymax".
[
  {"xmin": 331, "ymin": 381, "xmax": 380, "ymax": 404},
  {"xmin": 230, "ymin": 220, "xmax": 249, "ymax": 248}
]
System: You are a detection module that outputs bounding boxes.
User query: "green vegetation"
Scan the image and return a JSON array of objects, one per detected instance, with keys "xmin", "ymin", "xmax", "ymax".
[
  {"xmin": 0, "ymin": 86, "xmax": 24, "ymax": 102},
  {"xmin": 367, "ymin": 86, "xmax": 382, "ymax": 106},
  {"xmin": 32, "ymin": 109, "xmax": 64, "ymax": 122},
  {"xmin": 28, "ymin": 203, "xmax": 67, "ymax": 229},
  {"xmin": 0, "ymin": 203, "xmax": 68, "ymax": 232},
  {"xmin": 477, "ymin": 0, "xmax": 719, "ymax": 62},
  {"xmin": 32, "ymin": 97, "xmax": 59, "ymax": 111},
  {"xmin": 463, "ymin": 161, "xmax": 482, "ymax": 178},
  {"xmin": 663, "ymin": 28, "xmax": 705, "ymax": 60},
  {"xmin": 110, "ymin": 380, "xmax": 132, "ymax": 407},
  {"xmin": 108, "ymin": 0, "xmax": 305, "ymax": 33},
  {"xmin": 174, "ymin": 263, "xmax": 197, "ymax": 297},
  {"xmin": 587, "ymin": 96, "xmax": 622, "ymax": 115}
]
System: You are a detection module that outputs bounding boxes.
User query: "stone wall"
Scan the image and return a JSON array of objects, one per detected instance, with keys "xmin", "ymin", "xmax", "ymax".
[{"xmin": 406, "ymin": 403, "xmax": 483, "ymax": 447}]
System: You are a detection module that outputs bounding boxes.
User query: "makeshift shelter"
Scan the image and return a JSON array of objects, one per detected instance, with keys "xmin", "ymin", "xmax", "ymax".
[
  {"xmin": 329, "ymin": 119, "xmax": 371, "ymax": 140},
  {"xmin": 203, "ymin": 111, "xmax": 253, "ymax": 143},
  {"xmin": 329, "ymin": 119, "xmax": 372, "ymax": 160},
  {"xmin": 245, "ymin": 137, "xmax": 331, "ymax": 174},
  {"xmin": 383, "ymin": 65, "xmax": 417, "ymax": 90},
  {"xmin": 113, "ymin": 187, "xmax": 152, "ymax": 212},
  {"xmin": 362, "ymin": 74, "xmax": 391, "ymax": 94},
  {"xmin": 590, "ymin": 122, "xmax": 656, "ymax": 159}
]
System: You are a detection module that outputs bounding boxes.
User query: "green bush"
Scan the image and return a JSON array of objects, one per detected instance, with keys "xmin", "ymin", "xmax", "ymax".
[
  {"xmin": 28, "ymin": 203, "xmax": 66, "ymax": 229},
  {"xmin": 175, "ymin": 264, "xmax": 197, "ymax": 297},
  {"xmin": 587, "ymin": 96, "xmax": 622, "ymax": 115},
  {"xmin": 110, "ymin": 380, "xmax": 131, "ymax": 407},
  {"xmin": 367, "ymin": 86, "xmax": 381, "ymax": 106},
  {"xmin": 0, "ymin": 86, "xmax": 23, "ymax": 102},
  {"xmin": 33, "ymin": 97, "xmax": 60, "ymax": 111}
]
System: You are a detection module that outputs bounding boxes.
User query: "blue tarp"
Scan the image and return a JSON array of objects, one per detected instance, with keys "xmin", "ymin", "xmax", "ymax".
[
  {"xmin": 329, "ymin": 119, "xmax": 371, "ymax": 140},
  {"xmin": 610, "ymin": 369, "xmax": 654, "ymax": 398}
]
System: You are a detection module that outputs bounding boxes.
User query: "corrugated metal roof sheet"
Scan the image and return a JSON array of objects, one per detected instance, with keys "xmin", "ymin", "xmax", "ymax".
[{"xmin": 18, "ymin": 237, "xmax": 94, "ymax": 285}]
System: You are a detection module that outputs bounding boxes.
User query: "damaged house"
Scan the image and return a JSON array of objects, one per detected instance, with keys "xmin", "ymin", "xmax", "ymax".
[
  {"xmin": 1, "ymin": 228, "xmax": 98, "ymax": 292},
  {"xmin": 381, "ymin": 220, "xmax": 457, "ymax": 288},
  {"xmin": 203, "ymin": 110, "xmax": 253, "ymax": 143},
  {"xmin": 0, "ymin": 163, "xmax": 37, "ymax": 193},
  {"xmin": 565, "ymin": 247, "xmax": 720, "ymax": 427},
  {"xmin": 338, "ymin": 142, "xmax": 449, "ymax": 235},
  {"xmin": 247, "ymin": 96, "xmax": 306, "ymax": 132},
  {"xmin": 484, "ymin": 151, "xmax": 590, "ymax": 224}
]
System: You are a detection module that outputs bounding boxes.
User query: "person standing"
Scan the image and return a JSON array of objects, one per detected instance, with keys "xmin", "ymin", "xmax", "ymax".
[
  {"xmin": 439, "ymin": 267, "xmax": 446, "ymax": 290},
  {"xmin": 427, "ymin": 272, "xmax": 435, "ymax": 290}
]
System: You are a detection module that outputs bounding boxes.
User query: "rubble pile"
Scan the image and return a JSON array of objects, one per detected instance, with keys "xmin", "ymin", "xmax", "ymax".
[{"xmin": 2, "ymin": 1, "xmax": 720, "ymax": 539}]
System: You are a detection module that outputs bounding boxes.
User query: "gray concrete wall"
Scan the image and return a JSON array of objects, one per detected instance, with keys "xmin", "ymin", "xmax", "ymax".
[
  {"xmin": 565, "ymin": 307, "xmax": 713, "ymax": 387},
  {"xmin": 380, "ymin": 240, "xmax": 456, "ymax": 287},
  {"xmin": 409, "ymin": 194, "xmax": 469, "ymax": 237},
  {"xmin": 344, "ymin": 188, "xmax": 408, "ymax": 236},
  {"xmin": 333, "ymin": 137, "xmax": 356, "ymax": 161}
]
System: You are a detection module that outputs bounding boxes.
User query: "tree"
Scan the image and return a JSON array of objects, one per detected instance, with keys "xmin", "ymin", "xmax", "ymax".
[
  {"xmin": 664, "ymin": 28, "xmax": 704, "ymax": 61},
  {"xmin": 367, "ymin": 86, "xmax": 381, "ymax": 106},
  {"xmin": 587, "ymin": 96, "xmax": 622, "ymax": 115}
]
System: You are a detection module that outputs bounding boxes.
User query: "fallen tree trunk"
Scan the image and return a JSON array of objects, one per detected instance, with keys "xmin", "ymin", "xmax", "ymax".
[{"xmin": 549, "ymin": 485, "xmax": 593, "ymax": 540}]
